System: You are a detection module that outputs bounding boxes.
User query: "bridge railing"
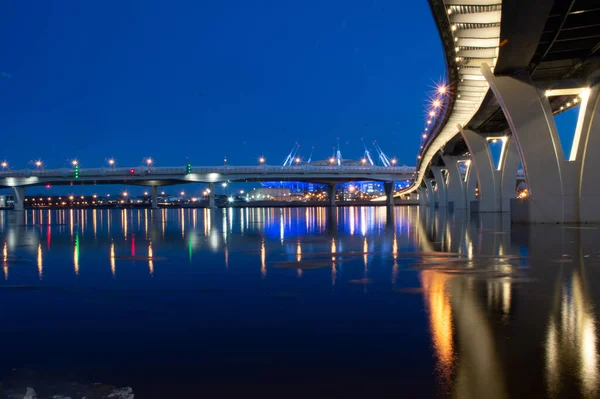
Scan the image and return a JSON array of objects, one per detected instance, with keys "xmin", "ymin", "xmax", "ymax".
[{"xmin": 0, "ymin": 165, "xmax": 417, "ymax": 178}]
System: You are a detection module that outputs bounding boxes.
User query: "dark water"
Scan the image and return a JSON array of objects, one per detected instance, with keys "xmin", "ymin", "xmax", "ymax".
[{"xmin": 0, "ymin": 207, "xmax": 599, "ymax": 398}]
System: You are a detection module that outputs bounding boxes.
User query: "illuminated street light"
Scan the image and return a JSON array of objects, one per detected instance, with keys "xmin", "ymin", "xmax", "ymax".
[
  {"xmin": 0, "ymin": 161, "xmax": 7, "ymax": 169},
  {"xmin": 240, "ymin": 190, "xmax": 244, "ymax": 194},
  {"xmin": 228, "ymin": 197, "xmax": 234, "ymax": 203},
  {"xmin": 107, "ymin": 158, "xmax": 115, "ymax": 167},
  {"xmin": 329, "ymin": 157, "xmax": 335, "ymax": 164},
  {"xmin": 432, "ymin": 99, "xmax": 441, "ymax": 108},
  {"xmin": 361, "ymin": 158, "xmax": 367, "ymax": 165},
  {"xmin": 145, "ymin": 158, "xmax": 153, "ymax": 166},
  {"xmin": 295, "ymin": 157, "xmax": 301, "ymax": 164},
  {"xmin": 122, "ymin": 192, "xmax": 128, "ymax": 197},
  {"xmin": 391, "ymin": 158, "xmax": 397, "ymax": 165},
  {"xmin": 222, "ymin": 182, "xmax": 228, "ymax": 187},
  {"xmin": 180, "ymin": 191, "xmax": 185, "ymax": 196},
  {"xmin": 258, "ymin": 157, "xmax": 266, "ymax": 164},
  {"xmin": 144, "ymin": 191, "xmax": 148, "ymax": 196},
  {"xmin": 35, "ymin": 160, "xmax": 43, "ymax": 168},
  {"xmin": 71, "ymin": 160, "xmax": 78, "ymax": 166}
]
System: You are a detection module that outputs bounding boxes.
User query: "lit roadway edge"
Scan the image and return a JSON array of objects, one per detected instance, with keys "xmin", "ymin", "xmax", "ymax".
[
  {"xmin": 400, "ymin": 1, "xmax": 503, "ymax": 195},
  {"xmin": 0, "ymin": 165, "xmax": 416, "ymax": 188}
]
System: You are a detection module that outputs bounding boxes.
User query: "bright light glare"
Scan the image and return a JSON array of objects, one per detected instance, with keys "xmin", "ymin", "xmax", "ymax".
[
  {"xmin": 35, "ymin": 161, "xmax": 42, "ymax": 167},
  {"xmin": 228, "ymin": 197, "xmax": 234, "ymax": 203},
  {"xmin": 122, "ymin": 192, "xmax": 128, "ymax": 197},
  {"xmin": 433, "ymin": 99, "xmax": 441, "ymax": 108},
  {"xmin": 222, "ymin": 182, "xmax": 228, "ymax": 187},
  {"xmin": 71, "ymin": 160, "xmax": 78, "ymax": 166},
  {"xmin": 1, "ymin": 162, "xmax": 7, "ymax": 168},
  {"xmin": 146, "ymin": 158, "xmax": 153, "ymax": 165}
]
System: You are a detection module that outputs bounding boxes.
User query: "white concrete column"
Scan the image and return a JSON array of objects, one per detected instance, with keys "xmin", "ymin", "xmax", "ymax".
[
  {"xmin": 481, "ymin": 63, "xmax": 600, "ymax": 223},
  {"xmin": 12, "ymin": 187, "xmax": 25, "ymax": 211},
  {"xmin": 431, "ymin": 166, "xmax": 448, "ymax": 208},
  {"xmin": 442, "ymin": 156, "xmax": 467, "ymax": 210},
  {"xmin": 465, "ymin": 160, "xmax": 478, "ymax": 209},
  {"xmin": 500, "ymin": 136, "xmax": 520, "ymax": 213},
  {"xmin": 460, "ymin": 128, "xmax": 500, "ymax": 212},
  {"xmin": 383, "ymin": 182, "xmax": 394, "ymax": 206},
  {"xmin": 208, "ymin": 183, "xmax": 216, "ymax": 208},
  {"xmin": 151, "ymin": 186, "xmax": 159, "ymax": 210},
  {"xmin": 418, "ymin": 188, "xmax": 427, "ymax": 206},
  {"xmin": 327, "ymin": 183, "xmax": 337, "ymax": 207},
  {"xmin": 424, "ymin": 178, "xmax": 435, "ymax": 207}
]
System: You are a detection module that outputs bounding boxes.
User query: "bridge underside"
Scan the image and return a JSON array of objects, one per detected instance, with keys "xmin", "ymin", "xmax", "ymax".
[{"xmin": 412, "ymin": 0, "xmax": 600, "ymax": 223}]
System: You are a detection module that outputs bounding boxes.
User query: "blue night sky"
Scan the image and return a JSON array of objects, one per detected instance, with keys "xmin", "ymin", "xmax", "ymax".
[{"xmin": 0, "ymin": 1, "xmax": 444, "ymax": 170}]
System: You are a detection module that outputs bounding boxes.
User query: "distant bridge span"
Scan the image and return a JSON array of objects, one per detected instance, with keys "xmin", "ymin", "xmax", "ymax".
[{"xmin": 0, "ymin": 165, "xmax": 416, "ymax": 210}]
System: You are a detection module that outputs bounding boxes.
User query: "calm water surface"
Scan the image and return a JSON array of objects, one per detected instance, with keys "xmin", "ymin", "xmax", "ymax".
[{"xmin": 0, "ymin": 207, "xmax": 599, "ymax": 398}]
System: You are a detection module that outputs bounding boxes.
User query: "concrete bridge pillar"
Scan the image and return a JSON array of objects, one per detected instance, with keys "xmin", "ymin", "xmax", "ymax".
[
  {"xmin": 459, "ymin": 128, "xmax": 520, "ymax": 214},
  {"xmin": 424, "ymin": 178, "xmax": 435, "ymax": 207},
  {"xmin": 482, "ymin": 62, "xmax": 600, "ymax": 222},
  {"xmin": 418, "ymin": 187, "xmax": 427, "ymax": 206},
  {"xmin": 383, "ymin": 182, "xmax": 394, "ymax": 206},
  {"xmin": 442, "ymin": 156, "xmax": 466, "ymax": 210},
  {"xmin": 327, "ymin": 184, "xmax": 337, "ymax": 207},
  {"xmin": 151, "ymin": 186, "xmax": 159, "ymax": 210},
  {"xmin": 431, "ymin": 167, "xmax": 448, "ymax": 208},
  {"xmin": 12, "ymin": 187, "xmax": 25, "ymax": 211},
  {"xmin": 208, "ymin": 183, "xmax": 216, "ymax": 209}
]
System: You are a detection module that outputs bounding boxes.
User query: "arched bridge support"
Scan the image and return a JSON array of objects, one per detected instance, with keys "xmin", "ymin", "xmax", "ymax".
[
  {"xmin": 482, "ymin": 63, "xmax": 600, "ymax": 223},
  {"xmin": 441, "ymin": 156, "xmax": 467, "ymax": 211},
  {"xmin": 459, "ymin": 127, "xmax": 520, "ymax": 214},
  {"xmin": 12, "ymin": 187, "xmax": 25, "ymax": 211},
  {"xmin": 431, "ymin": 167, "xmax": 448, "ymax": 208},
  {"xmin": 383, "ymin": 182, "xmax": 394, "ymax": 206}
]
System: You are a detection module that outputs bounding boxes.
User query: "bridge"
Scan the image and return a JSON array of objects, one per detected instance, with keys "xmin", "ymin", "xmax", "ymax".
[
  {"xmin": 0, "ymin": 164, "xmax": 416, "ymax": 210},
  {"xmin": 405, "ymin": 0, "xmax": 600, "ymax": 223}
]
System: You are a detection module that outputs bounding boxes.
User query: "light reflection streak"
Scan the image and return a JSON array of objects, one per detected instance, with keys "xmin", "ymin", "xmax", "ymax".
[
  {"xmin": 421, "ymin": 270, "xmax": 454, "ymax": 385},
  {"xmin": 181, "ymin": 208, "xmax": 185, "ymax": 238},
  {"xmin": 260, "ymin": 239, "xmax": 266, "ymax": 277},
  {"xmin": 74, "ymin": 231, "xmax": 80, "ymax": 276},
  {"xmin": 363, "ymin": 237, "xmax": 368, "ymax": 272},
  {"xmin": 122, "ymin": 209, "xmax": 128, "ymax": 240},
  {"xmin": 331, "ymin": 238, "xmax": 337, "ymax": 286},
  {"xmin": 37, "ymin": 243, "xmax": 43, "ymax": 280},
  {"xmin": 92, "ymin": 209, "xmax": 97, "ymax": 238},
  {"xmin": 296, "ymin": 241, "xmax": 302, "ymax": 262},
  {"xmin": 545, "ymin": 269, "xmax": 598, "ymax": 398},
  {"xmin": 110, "ymin": 242, "xmax": 116, "ymax": 277},
  {"xmin": 148, "ymin": 241, "xmax": 154, "ymax": 275},
  {"xmin": 2, "ymin": 242, "xmax": 7, "ymax": 280}
]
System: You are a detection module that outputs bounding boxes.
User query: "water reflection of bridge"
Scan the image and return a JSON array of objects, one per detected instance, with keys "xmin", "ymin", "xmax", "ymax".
[{"xmin": 0, "ymin": 208, "xmax": 598, "ymax": 397}]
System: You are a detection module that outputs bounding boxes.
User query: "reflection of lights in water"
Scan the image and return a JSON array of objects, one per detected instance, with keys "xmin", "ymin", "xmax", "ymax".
[
  {"xmin": 92, "ymin": 209, "xmax": 97, "ymax": 238},
  {"xmin": 222, "ymin": 211, "xmax": 228, "ymax": 242},
  {"xmin": 204, "ymin": 208, "xmax": 211, "ymax": 237},
  {"xmin": 363, "ymin": 237, "xmax": 368, "ymax": 272},
  {"xmin": 144, "ymin": 209, "xmax": 148, "ymax": 239},
  {"xmin": 261, "ymin": 239, "xmax": 266, "ymax": 277},
  {"xmin": 37, "ymin": 243, "xmax": 43, "ymax": 280},
  {"xmin": 296, "ymin": 241, "xmax": 302, "ymax": 262},
  {"xmin": 181, "ymin": 208, "xmax": 185, "ymax": 238},
  {"xmin": 122, "ymin": 209, "xmax": 128, "ymax": 239},
  {"xmin": 545, "ymin": 272, "xmax": 598, "ymax": 397},
  {"xmin": 209, "ymin": 232, "xmax": 219, "ymax": 251},
  {"xmin": 280, "ymin": 213, "xmax": 284, "ymax": 243},
  {"xmin": 74, "ymin": 232, "xmax": 80, "ymax": 276},
  {"xmin": 228, "ymin": 208, "xmax": 233, "ymax": 232},
  {"xmin": 224, "ymin": 245, "xmax": 229, "ymax": 268},
  {"xmin": 421, "ymin": 270, "xmax": 454, "ymax": 385},
  {"xmin": 331, "ymin": 238, "xmax": 337, "ymax": 286},
  {"xmin": 2, "ymin": 242, "xmax": 7, "ymax": 279},
  {"xmin": 349, "ymin": 207, "xmax": 355, "ymax": 236},
  {"xmin": 70, "ymin": 209, "xmax": 74, "ymax": 237},
  {"xmin": 297, "ymin": 269, "xmax": 303, "ymax": 278},
  {"xmin": 361, "ymin": 207, "xmax": 367, "ymax": 236},
  {"xmin": 393, "ymin": 234, "xmax": 398, "ymax": 259},
  {"xmin": 148, "ymin": 242, "xmax": 154, "ymax": 275},
  {"xmin": 110, "ymin": 242, "xmax": 116, "ymax": 277}
]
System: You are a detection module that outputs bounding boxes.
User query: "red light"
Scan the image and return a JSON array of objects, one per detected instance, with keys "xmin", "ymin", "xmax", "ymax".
[
  {"xmin": 130, "ymin": 169, "xmax": 135, "ymax": 174},
  {"xmin": 46, "ymin": 184, "xmax": 51, "ymax": 189}
]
